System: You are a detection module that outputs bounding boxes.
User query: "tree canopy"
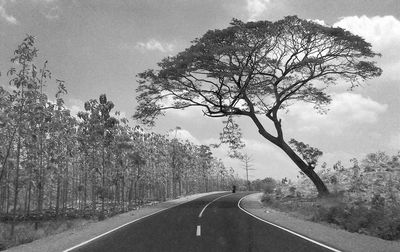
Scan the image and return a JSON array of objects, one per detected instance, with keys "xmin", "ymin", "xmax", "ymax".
[
  {"xmin": 134, "ymin": 16, "xmax": 382, "ymax": 195},
  {"xmin": 135, "ymin": 16, "xmax": 381, "ymax": 125}
]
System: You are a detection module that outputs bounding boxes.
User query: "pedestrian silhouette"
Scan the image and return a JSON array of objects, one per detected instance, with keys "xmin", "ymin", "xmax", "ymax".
[{"xmin": 232, "ymin": 185, "xmax": 236, "ymax": 193}]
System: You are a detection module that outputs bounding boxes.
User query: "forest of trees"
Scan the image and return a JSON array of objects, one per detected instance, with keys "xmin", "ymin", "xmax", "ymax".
[{"xmin": 0, "ymin": 36, "xmax": 237, "ymax": 235}]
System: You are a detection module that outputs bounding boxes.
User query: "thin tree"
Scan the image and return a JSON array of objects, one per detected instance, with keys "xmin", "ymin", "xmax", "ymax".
[
  {"xmin": 241, "ymin": 153, "xmax": 255, "ymax": 191},
  {"xmin": 133, "ymin": 16, "xmax": 382, "ymax": 196}
]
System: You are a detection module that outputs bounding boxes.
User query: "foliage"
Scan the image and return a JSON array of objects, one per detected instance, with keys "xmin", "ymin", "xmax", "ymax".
[
  {"xmin": 289, "ymin": 139, "xmax": 323, "ymax": 169},
  {"xmin": 219, "ymin": 116, "xmax": 246, "ymax": 158},
  {"xmin": 0, "ymin": 218, "xmax": 93, "ymax": 250},
  {"xmin": 0, "ymin": 36, "xmax": 237, "ymax": 249},
  {"xmin": 134, "ymin": 15, "xmax": 382, "ymax": 196},
  {"xmin": 263, "ymin": 151, "xmax": 400, "ymax": 240}
]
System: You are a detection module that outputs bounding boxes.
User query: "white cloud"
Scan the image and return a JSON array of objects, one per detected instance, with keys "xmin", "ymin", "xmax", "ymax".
[
  {"xmin": 168, "ymin": 106, "xmax": 202, "ymax": 118},
  {"xmin": 0, "ymin": 1, "xmax": 17, "ymax": 24},
  {"xmin": 246, "ymin": 0, "xmax": 270, "ymax": 21},
  {"xmin": 0, "ymin": 0, "xmax": 59, "ymax": 24},
  {"xmin": 334, "ymin": 15, "xmax": 400, "ymax": 80},
  {"xmin": 320, "ymin": 150, "xmax": 360, "ymax": 170},
  {"xmin": 334, "ymin": 16, "xmax": 400, "ymax": 51},
  {"xmin": 167, "ymin": 128, "xmax": 200, "ymax": 144},
  {"xmin": 288, "ymin": 93, "xmax": 388, "ymax": 134},
  {"xmin": 307, "ymin": 19, "xmax": 327, "ymax": 26},
  {"xmin": 204, "ymin": 136, "xmax": 298, "ymax": 179},
  {"xmin": 135, "ymin": 39, "xmax": 175, "ymax": 53},
  {"xmin": 66, "ymin": 98, "xmax": 84, "ymax": 118}
]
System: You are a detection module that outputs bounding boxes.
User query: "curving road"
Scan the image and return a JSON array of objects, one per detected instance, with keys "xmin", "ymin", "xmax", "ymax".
[{"xmin": 66, "ymin": 192, "xmax": 340, "ymax": 252}]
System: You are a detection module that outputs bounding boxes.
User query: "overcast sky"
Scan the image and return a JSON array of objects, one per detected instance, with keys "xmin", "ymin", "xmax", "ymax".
[{"xmin": 1, "ymin": 0, "xmax": 399, "ymax": 180}]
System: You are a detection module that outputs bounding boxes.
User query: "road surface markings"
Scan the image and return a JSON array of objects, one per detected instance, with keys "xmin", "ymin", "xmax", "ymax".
[
  {"xmin": 196, "ymin": 225, "xmax": 201, "ymax": 236},
  {"xmin": 237, "ymin": 194, "xmax": 343, "ymax": 252},
  {"xmin": 63, "ymin": 191, "xmax": 228, "ymax": 252},
  {"xmin": 198, "ymin": 193, "xmax": 232, "ymax": 218}
]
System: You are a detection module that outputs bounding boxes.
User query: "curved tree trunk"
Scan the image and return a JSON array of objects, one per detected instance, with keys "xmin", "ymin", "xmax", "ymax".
[
  {"xmin": 280, "ymin": 141, "xmax": 329, "ymax": 196},
  {"xmin": 250, "ymin": 114, "xmax": 329, "ymax": 196}
]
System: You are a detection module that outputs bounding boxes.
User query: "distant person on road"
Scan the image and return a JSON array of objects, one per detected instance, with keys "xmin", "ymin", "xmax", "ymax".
[{"xmin": 232, "ymin": 185, "xmax": 236, "ymax": 193}]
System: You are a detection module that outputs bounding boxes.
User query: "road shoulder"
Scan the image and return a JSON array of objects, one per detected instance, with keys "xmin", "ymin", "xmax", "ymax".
[
  {"xmin": 5, "ymin": 191, "xmax": 226, "ymax": 252},
  {"xmin": 240, "ymin": 192, "xmax": 400, "ymax": 252}
]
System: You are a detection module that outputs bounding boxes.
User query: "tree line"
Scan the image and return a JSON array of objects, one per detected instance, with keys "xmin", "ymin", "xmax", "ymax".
[{"xmin": 0, "ymin": 36, "xmax": 236, "ymax": 234}]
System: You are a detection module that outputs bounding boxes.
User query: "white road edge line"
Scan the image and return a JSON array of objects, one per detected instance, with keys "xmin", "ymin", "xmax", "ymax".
[
  {"xmin": 198, "ymin": 193, "xmax": 232, "ymax": 218},
  {"xmin": 196, "ymin": 225, "xmax": 201, "ymax": 236},
  {"xmin": 237, "ymin": 194, "xmax": 343, "ymax": 252},
  {"xmin": 62, "ymin": 207, "xmax": 170, "ymax": 252},
  {"xmin": 63, "ymin": 192, "xmax": 227, "ymax": 252}
]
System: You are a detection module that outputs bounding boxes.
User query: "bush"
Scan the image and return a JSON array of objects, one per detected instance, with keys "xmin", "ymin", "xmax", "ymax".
[
  {"xmin": 261, "ymin": 193, "xmax": 275, "ymax": 204},
  {"xmin": 374, "ymin": 217, "xmax": 400, "ymax": 240},
  {"xmin": 343, "ymin": 206, "xmax": 370, "ymax": 232},
  {"xmin": 313, "ymin": 205, "xmax": 348, "ymax": 225},
  {"xmin": 263, "ymin": 184, "xmax": 275, "ymax": 194},
  {"xmin": 264, "ymin": 151, "xmax": 400, "ymax": 240},
  {"xmin": 263, "ymin": 178, "xmax": 277, "ymax": 194},
  {"xmin": 311, "ymin": 199, "xmax": 400, "ymax": 240},
  {"xmin": 371, "ymin": 194, "xmax": 385, "ymax": 210}
]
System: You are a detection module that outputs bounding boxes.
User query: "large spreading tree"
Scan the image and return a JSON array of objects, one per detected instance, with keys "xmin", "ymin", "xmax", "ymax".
[{"xmin": 133, "ymin": 16, "xmax": 382, "ymax": 196}]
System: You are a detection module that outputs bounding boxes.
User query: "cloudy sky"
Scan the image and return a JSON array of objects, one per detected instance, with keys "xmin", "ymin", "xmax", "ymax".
[{"xmin": 0, "ymin": 0, "xmax": 399, "ymax": 180}]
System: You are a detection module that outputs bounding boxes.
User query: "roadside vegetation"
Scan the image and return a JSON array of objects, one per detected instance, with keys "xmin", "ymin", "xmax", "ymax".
[
  {"xmin": 261, "ymin": 151, "xmax": 400, "ymax": 240},
  {"xmin": 0, "ymin": 14, "xmax": 393, "ymax": 250},
  {"xmin": 0, "ymin": 36, "xmax": 239, "ymax": 250}
]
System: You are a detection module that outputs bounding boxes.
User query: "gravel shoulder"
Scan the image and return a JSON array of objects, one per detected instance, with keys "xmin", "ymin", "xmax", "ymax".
[
  {"xmin": 240, "ymin": 192, "xmax": 400, "ymax": 252},
  {"xmin": 5, "ymin": 191, "xmax": 226, "ymax": 252}
]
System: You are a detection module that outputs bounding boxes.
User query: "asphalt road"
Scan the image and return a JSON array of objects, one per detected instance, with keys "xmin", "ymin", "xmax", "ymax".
[{"xmin": 68, "ymin": 192, "xmax": 339, "ymax": 252}]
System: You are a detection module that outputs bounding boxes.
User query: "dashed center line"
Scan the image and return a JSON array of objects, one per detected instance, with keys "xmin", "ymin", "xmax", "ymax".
[
  {"xmin": 198, "ymin": 193, "xmax": 232, "ymax": 218},
  {"xmin": 196, "ymin": 193, "xmax": 231, "ymax": 237},
  {"xmin": 196, "ymin": 225, "xmax": 201, "ymax": 236}
]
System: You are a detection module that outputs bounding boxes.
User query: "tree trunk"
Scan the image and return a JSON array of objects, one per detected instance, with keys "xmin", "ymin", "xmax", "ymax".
[
  {"xmin": 11, "ymin": 136, "xmax": 21, "ymax": 237},
  {"xmin": 37, "ymin": 126, "xmax": 44, "ymax": 214},
  {"xmin": 56, "ymin": 173, "xmax": 61, "ymax": 216},
  {"xmin": 121, "ymin": 175, "xmax": 125, "ymax": 211},
  {"xmin": 250, "ymin": 113, "xmax": 329, "ymax": 196},
  {"xmin": 26, "ymin": 167, "xmax": 32, "ymax": 215},
  {"xmin": 128, "ymin": 179, "xmax": 134, "ymax": 209},
  {"xmin": 101, "ymin": 142, "xmax": 105, "ymax": 215},
  {"xmin": 83, "ymin": 169, "xmax": 87, "ymax": 213},
  {"xmin": 0, "ymin": 128, "xmax": 17, "ymax": 183},
  {"xmin": 280, "ymin": 141, "xmax": 329, "ymax": 196}
]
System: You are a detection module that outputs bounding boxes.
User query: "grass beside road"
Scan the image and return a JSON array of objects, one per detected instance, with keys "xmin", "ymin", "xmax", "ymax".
[
  {"xmin": 241, "ymin": 193, "xmax": 400, "ymax": 252},
  {"xmin": 3, "ymin": 191, "xmax": 226, "ymax": 252},
  {"xmin": 261, "ymin": 191, "xmax": 400, "ymax": 241},
  {"xmin": 0, "ymin": 219, "xmax": 94, "ymax": 250},
  {"xmin": 0, "ymin": 202, "xmax": 156, "ymax": 250},
  {"xmin": 258, "ymin": 151, "xmax": 400, "ymax": 242}
]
